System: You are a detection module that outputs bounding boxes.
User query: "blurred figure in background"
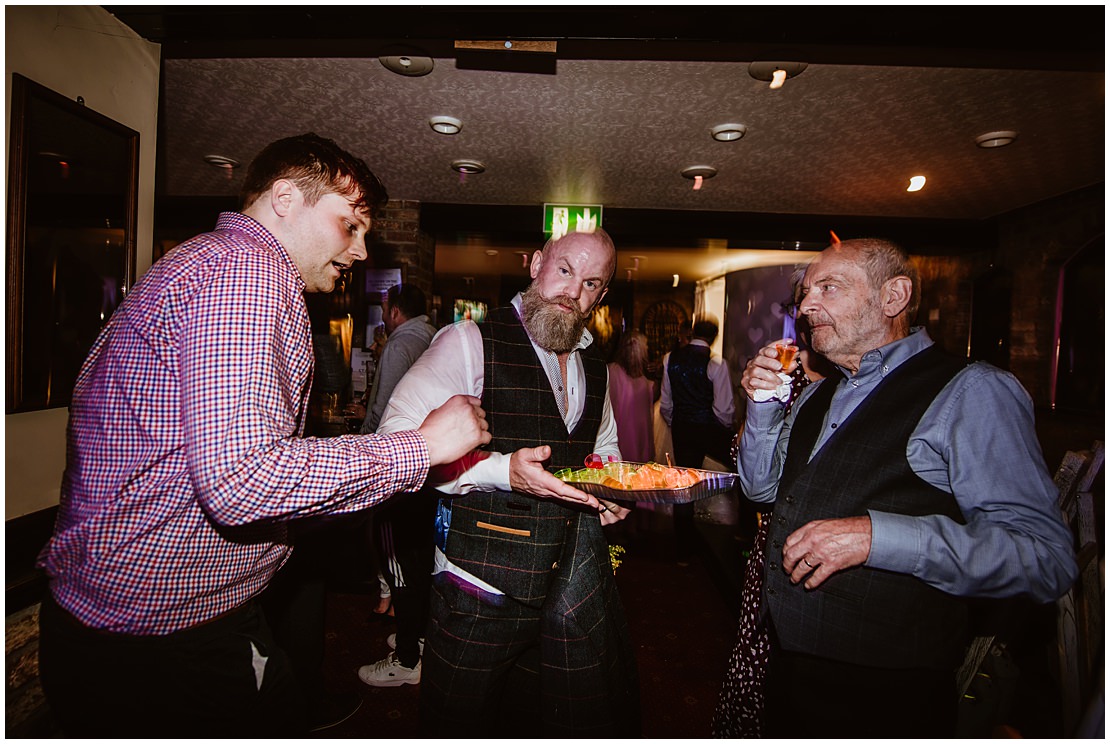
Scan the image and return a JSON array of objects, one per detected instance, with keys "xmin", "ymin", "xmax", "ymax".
[
  {"xmin": 660, "ymin": 314, "xmax": 736, "ymax": 562},
  {"xmin": 607, "ymin": 330, "xmax": 658, "ymax": 463},
  {"xmin": 355, "ymin": 284, "xmax": 439, "ymax": 688}
]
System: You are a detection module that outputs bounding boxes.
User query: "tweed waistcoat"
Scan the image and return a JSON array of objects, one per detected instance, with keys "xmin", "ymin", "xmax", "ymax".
[
  {"xmin": 667, "ymin": 344, "xmax": 716, "ymax": 425},
  {"xmin": 764, "ymin": 344, "xmax": 970, "ymax": 669},
  {"xmin": 444, "ymin": 306, "xmax": 606, "ymax": 606}
]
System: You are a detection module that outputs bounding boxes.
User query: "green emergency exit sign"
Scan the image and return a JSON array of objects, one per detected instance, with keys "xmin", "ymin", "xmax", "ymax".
[{"xmin": 542, "ymin": 203, "xmax": 603, "ymax": 239}]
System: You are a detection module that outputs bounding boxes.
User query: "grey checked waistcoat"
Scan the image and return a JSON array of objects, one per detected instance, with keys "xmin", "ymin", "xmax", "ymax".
[
  {"xmin": 764, "ymin": 344, "xmax": 971, "ymax": 670},
  {"xmin": 444, "ymin": 306, "xmax": 606, "ymax": 606}
]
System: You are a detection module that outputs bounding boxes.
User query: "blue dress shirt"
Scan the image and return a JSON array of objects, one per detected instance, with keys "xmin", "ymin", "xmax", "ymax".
[{"xmin": 738, "ymin": 327, "xmax": 1078, "ymax": 603}]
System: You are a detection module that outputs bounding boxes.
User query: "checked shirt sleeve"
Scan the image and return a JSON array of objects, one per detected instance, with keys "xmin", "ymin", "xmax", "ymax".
[{"xmin": 180, "ymin": 249, "xmax": 428, "ymax": 526}]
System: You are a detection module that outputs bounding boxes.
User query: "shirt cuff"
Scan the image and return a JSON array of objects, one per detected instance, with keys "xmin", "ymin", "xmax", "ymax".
[
  {"xmin": 866, "ymin": 509, "xmax": 922, "ymax": 575},
  {"xmin": 367, "ymin": 429, "xmax": 430, "ymax": 493}
]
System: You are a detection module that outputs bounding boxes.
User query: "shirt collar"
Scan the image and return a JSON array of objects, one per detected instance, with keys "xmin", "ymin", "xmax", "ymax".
[
  {"xmin": 216, "ymin": 212, "xmax": 305, "ymax": 291},
  {"xmin": 837, "ymin": 326, "xmax": 933, "ymax": 381},
  {"xmin": 511, "ymin": 293, "xmax": 594, "ymax": 352}
]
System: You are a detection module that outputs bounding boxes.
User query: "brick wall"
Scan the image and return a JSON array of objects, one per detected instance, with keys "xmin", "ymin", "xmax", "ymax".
[{"xmin": 369, "ymin": 200, "xmax": 435, "ymax": 300}]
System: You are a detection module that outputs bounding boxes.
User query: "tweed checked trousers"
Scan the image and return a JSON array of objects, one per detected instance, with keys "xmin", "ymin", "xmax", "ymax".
[{"xmin": 419, "ymin": 515, "xmax": 640, "ymax": 737}]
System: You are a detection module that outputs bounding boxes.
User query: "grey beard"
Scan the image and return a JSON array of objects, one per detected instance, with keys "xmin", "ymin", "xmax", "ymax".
[{"xmin": 520, "ymin": 285, "xmax": 589, "ymax": 354}]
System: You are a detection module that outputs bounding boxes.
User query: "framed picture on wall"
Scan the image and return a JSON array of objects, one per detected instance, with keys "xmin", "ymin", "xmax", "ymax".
[{"xmin": 5, "ymin": 73, "xmax": 139, "ymax": 412}]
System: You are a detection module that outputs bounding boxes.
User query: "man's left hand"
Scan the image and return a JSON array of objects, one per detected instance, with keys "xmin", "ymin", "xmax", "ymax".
[
  {"xmin": 509, "ymin": 446, "xmax": 600, "ymax": 509},
  {"xmin": 782, "ymin": 515, "xmax": 872, "ymax": 589}
]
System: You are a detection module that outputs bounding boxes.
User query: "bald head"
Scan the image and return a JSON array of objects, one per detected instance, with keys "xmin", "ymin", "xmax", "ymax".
[
  {"xmin": 522, "ymin": 227, "xmax": 617, "ymax": 354},
  {"xmin": 540, "ymin": 228, "xmax": 617, "ymax": 288}
]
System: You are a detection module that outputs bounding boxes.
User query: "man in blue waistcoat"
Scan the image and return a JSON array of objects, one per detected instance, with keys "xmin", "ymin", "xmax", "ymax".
[
  {"xmin": 738, "ymin": 237, "xmax": 1077, "ymax": 737},
  {"xmin": 660, "ymin": 314, "xmax": 735, "ymax": 561}
]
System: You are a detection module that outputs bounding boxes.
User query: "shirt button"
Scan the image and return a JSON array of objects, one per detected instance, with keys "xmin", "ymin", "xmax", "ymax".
[
  {"xmin": 772, "ymin": 541, "xmax": 781, "ymax": 549},
  {"xmin": 777, "ymin": 516, "xmax": 786, "ymax": 525},
  {"xmin": 784, "ymin": 496, "xmax": 794, "ymax": 504},
  {"xmin": 851, "ymin": 380, "xmax": 860, "ymax": 388},
  {"xmin": 768, "ymin": 562, "xmax": 778, "ymax": 571},
  {"xmin": 831, "ymin": 423, "xmax": 837, "ymax": 429},
  {"xmin": 768, "ymin": 588, "xmax": 777, "ymax": 596}
]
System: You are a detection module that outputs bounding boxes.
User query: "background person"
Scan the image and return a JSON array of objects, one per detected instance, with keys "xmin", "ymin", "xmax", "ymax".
[
  {"xmin": 354, "ymin": 283, "xmax": 439, "ymax": 687},
  {"xmin": 607, "ymin": 329, "xmax": 658, "ymax": 463},
  {"xmin": 660, "ymin": 314, "xmax": 736, "ymax": 562},
  {"xmin": 377, "ymin": 227, "xmax": 640, "ymax": 737},
  {"xmin": 35, "ymin": 133, "xmax": 490, "ymax": 737},
  {"xmin": 738, "ymin": 237, "xmax": 1078, "ymax": 738}
]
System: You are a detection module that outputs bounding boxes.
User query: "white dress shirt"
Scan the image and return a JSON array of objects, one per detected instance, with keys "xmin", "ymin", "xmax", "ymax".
[{"xmin": 377, "ymin": 294, "xmax": 621, "ymax": 592}]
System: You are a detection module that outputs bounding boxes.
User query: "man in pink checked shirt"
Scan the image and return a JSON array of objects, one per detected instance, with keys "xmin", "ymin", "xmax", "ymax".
[{"xmin": 34, "ymin": 134, "xmax": 495, "ymax": 737}]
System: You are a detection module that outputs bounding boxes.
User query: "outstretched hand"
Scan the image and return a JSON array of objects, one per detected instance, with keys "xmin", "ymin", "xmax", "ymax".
[{"xmin": 509, "ymin": 445, "xmax": 600, "ymax": 510}]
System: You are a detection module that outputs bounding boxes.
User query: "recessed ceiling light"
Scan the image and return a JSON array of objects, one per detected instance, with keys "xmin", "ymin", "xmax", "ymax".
[
  {"xmin": 681, "ymin": 165, "xmax": 717, "ymax": 191},
  {"xmin": 379, "ymin": 52, "xmax": 434, "ymax": 77},
  {"xmin": 710, "ymin": 123, "xmax": 747, "ymax": 142},
  {"xmin": 681, "ymin": 165, "xmax": 717, "ymax": 180},
  {"xmin": 203, "ymin": 154, "xmax": 240, "ymax": 169},
  {"xmin": 907, "ymin": 175, "xmax": 927, "ymax": 192},
  {"xmin": 429, "ymin": 116, "xmax": 463, "ymax": 135},
  {"xmin": 975, "ymin": 130, "xmax": 1018, "ymax": 149},
  {"xmin": 749, "ymin": 61, "xmax": 808, "ymax": 89},
  {"xmin": 451, "ymin": 159, "xmax": 485, "ymax": 174}
]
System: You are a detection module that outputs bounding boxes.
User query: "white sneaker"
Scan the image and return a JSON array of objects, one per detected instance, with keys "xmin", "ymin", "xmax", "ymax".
[
  {"xmin": 386, "ymin": 633, "xmax": 425, "ymax": 654},
  {"xmin": 358, "ymin": 651, "xmax": 421, "ymax": 687}
]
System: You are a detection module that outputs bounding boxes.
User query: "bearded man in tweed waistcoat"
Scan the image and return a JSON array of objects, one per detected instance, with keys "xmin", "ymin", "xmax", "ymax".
[{"xmin": 377, "ymin": 227, "xmax": 640, "ymax": 736}]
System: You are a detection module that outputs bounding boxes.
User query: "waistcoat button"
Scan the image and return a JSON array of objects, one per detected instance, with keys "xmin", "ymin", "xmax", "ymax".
[{"xmin": 551, "ymin": 561, "xmax": 559, "ymax": 570}]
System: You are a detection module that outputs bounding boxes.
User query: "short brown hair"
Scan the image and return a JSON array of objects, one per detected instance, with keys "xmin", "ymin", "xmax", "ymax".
[
  {"xmin": 238, "ymin": 133, "xmax": 389, "ymax": 216},
  {"xmin": 385, "ymin": 284, "xmax": 427, "ymax": 320},
  {"xmin": 692, "ymin": 314, "xmax": 720, "ymax": 343}
]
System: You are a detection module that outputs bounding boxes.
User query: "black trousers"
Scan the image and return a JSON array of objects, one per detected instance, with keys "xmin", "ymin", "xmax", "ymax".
[
  {"xmin": 374, "ymin": 489, "xmax": 437, "ymax": 667},
  {"xmin": 671, "ymin": 418, "xmax": 734, "ymax": 559},
  {"xmin": 764, "ymin": 634, "xmax": 957, "ymax": 738},
  {"xmin": 39, "ymin": 592, "xmax": 306, "ymax": 738}
]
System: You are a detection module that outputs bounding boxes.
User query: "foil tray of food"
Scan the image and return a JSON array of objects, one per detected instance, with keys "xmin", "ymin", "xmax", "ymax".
[{"xmin": 555, "ymin": 460, "xmax": 739, "ymax": 505}]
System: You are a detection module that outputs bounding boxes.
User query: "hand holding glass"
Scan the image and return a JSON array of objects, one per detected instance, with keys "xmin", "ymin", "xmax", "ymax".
[{"xmin": 775, "ymin": 342, "xmax": 798, "ymax": 372}]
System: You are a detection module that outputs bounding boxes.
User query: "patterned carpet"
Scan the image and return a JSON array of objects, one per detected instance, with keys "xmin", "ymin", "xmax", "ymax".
[{"xmin": 311, "ymin": 518, "xmax": 742, "ymax": 738}]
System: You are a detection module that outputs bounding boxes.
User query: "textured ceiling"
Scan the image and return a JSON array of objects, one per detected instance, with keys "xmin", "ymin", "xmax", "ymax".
[
  {"xmin": 110, "ymin": 6, "xmax": 1105, "ymax": 277},
  {"xmin": 162, "ymin": 56, "xmax": 1103, "ymax": 221}
]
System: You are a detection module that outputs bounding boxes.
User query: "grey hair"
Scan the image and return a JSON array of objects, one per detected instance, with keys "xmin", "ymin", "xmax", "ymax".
[{"xmin": 838, "ymin": 238, "xmax": 920, "ymax": 321}]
